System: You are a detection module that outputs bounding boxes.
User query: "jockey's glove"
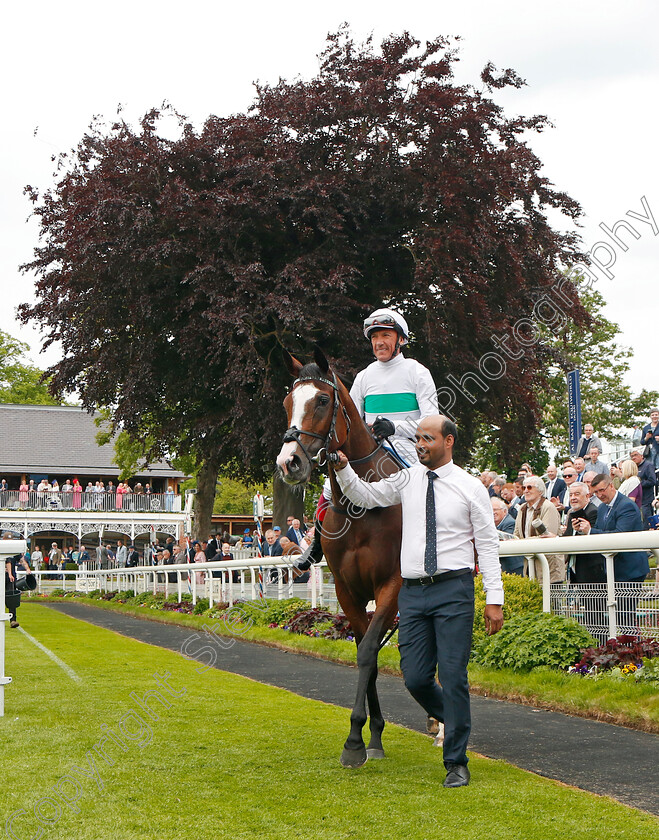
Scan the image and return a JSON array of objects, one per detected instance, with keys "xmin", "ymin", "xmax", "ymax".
[{"xmin": 372, "ymin": 416, "xmax": 395, "ymax": 440}]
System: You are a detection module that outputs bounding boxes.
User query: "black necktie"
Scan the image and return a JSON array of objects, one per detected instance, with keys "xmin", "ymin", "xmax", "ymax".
[{"xmin": 425, "ymin": 471, "xmax": 437, "ymax": 576}]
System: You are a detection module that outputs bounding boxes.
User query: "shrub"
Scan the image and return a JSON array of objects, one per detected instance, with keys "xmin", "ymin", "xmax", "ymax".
[
  {"xmin": 472, "ymin": 573, "xmax": 543, "ymax": 650},
  {"xmin": 193, "ymin": 598, "xmax": 210, "ymax": 615},
  {"xmin": 161, "ymin": 601, "xmax": 194, "ymax": 614},
  {"xmin": 475, "ymin": 612, "xmax": 596, "ymax": 671},
  {"xmin": 635, "ymin": 657, "xmax": 659, "ymax": 684},
  {"xmin": 226, "ymin": 597, "xmax": 311, "ymax": 628},
  {"xmin": 285, "ymin": 608, "xmax": 354, "ymax": 640}
]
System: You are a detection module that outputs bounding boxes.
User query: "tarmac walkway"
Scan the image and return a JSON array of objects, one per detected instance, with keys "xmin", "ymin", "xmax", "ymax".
[{"xmin": 44, "ymin": 602, "xmax": 659, "ymax": 815}]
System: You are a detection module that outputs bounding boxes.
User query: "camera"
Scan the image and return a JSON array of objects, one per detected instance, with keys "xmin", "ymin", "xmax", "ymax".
[{"xmin": 531, "ymin": 518, "xmax": 547, "ymax": 535}]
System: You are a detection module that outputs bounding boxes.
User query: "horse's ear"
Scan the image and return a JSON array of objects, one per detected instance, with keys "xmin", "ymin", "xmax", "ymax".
[
  {"xmin": 283, "ymin": 348, "xmax": 304, "ymax": 377},
  {"xmin": 313, "ymin": 345, "xmax": 330, "ymax": 374}
]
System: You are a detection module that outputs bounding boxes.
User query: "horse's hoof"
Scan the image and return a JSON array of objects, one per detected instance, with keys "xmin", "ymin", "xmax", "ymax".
[
  {"xmin": 340, "ymin": 746, "xmax": 368, "ymax": 768},
  {"xmin": 427, "ymin": 716, "xmax": 440, "ymax": 736},
  {"xmin": 366, "ymin": 748, "xmax": 385, "ymax": 760},
  {"xmin": 432, "ymin": 723, "xmax": 445, "ymax": 747}
]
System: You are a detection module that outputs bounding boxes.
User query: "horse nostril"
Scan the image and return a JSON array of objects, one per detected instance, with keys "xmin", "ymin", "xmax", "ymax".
[{"xmin": 288, "ymin": 454, "xmax": 302, "ymax": 473}]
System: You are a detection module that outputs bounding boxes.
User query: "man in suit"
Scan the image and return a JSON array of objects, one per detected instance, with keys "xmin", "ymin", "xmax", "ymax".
[
  {"xmin": 206, "ymin": 533, "xmax": 219, "ymax": 557},
  {"xmin": 77, "ymin": 544, "xmax": 90, "ymax": 570},
  {"xmin": 574, "ymin": 474, "xmax": 649, "ymax": 581},
  {"xmin": 334, "ymin": 414, "xmax": 504, "ymax": 788},
  {"xmin": 97, "ymin": 544, "xmax": 109, "ymax": 570},
  {"xmin": 552, "ymin": 465, "xmax": 578, "ymax": 517},
  {"xmin": 545, "ymin": 465, "xmax": 566, "ymax": 504},
  {"xmin": 491, "ymin": 497, "xmax": 522, "ymax": 574},
  {"xmin": 261, "ymin": 530, "xmax": 283, "ymax": 557},
  {"xmin": 573, "ymin": 473, "xmax": 650, "ymax": 636},
  {"xmin": 573, "ymin": 457, "xmax": 587, "ymax": 481},
  {"xmin": 491, "ymin": 498, "xmax": 515, "ymax": 536},
  {"xmin": 562, "ymin": 484, "xmax": 604, "ymax": 582},
  {"xmin": 559, "ymin": 482, "xmax": 606, "ymax": 642},
  {"xmin": 262, "ymin": 529, "xmax": 284, "ymax": 585},
  {"xmin": 286, "ymin": 518, "xmax": 305, "ymax": 546},
  {"xmin": 507, "ymin": 477, "xmax": 524, "ymax": 520}
]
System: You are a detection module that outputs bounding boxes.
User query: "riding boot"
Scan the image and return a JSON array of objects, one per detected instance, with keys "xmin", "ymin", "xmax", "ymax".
[{"xmin": 296, "ymin": 523, "xmax": 324, "ymax": 570}]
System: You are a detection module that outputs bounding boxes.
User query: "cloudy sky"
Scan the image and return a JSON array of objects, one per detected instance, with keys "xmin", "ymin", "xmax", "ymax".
[{"xmin": 2, "ymin": 0, "xmax": 657, "ymax": 397}]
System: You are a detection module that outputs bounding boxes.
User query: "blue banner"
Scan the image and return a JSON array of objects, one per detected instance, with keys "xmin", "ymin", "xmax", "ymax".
[{"xmin": 567, "ymin": 369, "xmax": 582, "ymax": 456}]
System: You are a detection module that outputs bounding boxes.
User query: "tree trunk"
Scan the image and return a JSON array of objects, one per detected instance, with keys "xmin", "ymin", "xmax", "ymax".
[
  {"xmin": 272, "ymin": 474, "xmax": 306, "ymax": 531},
  {"xmin": 192, "ymin": 455, "xmax": 222, "ymax": 541}
]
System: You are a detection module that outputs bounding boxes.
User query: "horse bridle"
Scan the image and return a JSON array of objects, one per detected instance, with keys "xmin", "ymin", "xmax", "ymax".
[{"xmin": 282, "ymin": 371, "xmax": 351, "ymax": 468}]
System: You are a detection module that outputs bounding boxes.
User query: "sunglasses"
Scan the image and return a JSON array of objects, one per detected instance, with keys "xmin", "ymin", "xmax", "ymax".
[{"xmin": 364, "ymin": 314, "xmax": 397, "ymax": 329}]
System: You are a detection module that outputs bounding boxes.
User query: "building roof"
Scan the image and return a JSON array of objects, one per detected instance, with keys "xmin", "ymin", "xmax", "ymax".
[{"xmin": 0, "ymin": 404, "xmax": 185, "ymax": 479}]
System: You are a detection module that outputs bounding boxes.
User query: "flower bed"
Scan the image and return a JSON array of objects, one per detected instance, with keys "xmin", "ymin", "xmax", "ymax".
[{"xmin": 568, "ymin": 635, "xmax": 659, "ymax": 683}]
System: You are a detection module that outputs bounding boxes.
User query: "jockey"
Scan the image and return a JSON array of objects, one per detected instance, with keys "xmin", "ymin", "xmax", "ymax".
[{"xmin": 298, "ymin": 307, "xmax": 438, "ymax": 567}]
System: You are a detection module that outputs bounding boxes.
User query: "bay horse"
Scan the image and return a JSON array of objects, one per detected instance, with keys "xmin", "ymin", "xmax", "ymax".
[{"xmin": 276, "ymin": 346, "xmax": 403, "ymax": 768}]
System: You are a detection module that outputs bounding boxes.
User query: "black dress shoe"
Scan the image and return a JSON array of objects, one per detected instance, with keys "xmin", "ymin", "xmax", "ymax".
[{"xmin": 443, "ymin": 764, "xmax": 470, "ymax": 788}]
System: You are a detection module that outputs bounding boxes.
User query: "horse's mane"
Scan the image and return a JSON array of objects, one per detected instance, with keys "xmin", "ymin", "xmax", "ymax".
[{"xmin": 297, "ymin": 362, "xmax": 354, "ymax": 390}]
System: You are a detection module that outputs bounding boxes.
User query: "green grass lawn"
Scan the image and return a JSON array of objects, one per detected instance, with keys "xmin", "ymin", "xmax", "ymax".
[
  {"xmin": 1, "ymin": 602, "xmax": 658, "ymax": 840},
  {"xmin": 35, "ymin": 595, "xmax": 659, "ymax": 733}
]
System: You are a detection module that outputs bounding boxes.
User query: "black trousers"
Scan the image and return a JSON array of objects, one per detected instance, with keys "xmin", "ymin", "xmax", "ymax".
[{"xmin": 398, "ymin": 572, "xmax": 474, "ymax": 767}]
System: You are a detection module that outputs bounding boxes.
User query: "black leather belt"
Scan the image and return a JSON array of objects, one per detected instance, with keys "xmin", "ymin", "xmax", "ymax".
[{"xmin": 402, "ymin": 569, "xmax": 471, "ymax": 587}]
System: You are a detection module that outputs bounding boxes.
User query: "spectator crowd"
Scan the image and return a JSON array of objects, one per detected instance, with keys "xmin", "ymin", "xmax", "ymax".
[
  {"xmin": 480, "ymin": 416, "xmax": 659, "ymax": 593},
  {"xmin": 0, "ymin": 478, "xmax": 177, "ymax": 511}
]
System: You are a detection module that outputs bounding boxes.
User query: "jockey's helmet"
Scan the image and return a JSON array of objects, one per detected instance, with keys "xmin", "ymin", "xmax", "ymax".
[{"xmin": 363, "ymin": 308, "xmax": 409, "ymax": 341}]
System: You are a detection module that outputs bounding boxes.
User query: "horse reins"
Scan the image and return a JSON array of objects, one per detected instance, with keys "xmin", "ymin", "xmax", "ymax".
[{"xmin": 282, "ymin": 371, "xmax": 351, "ymax": 468}]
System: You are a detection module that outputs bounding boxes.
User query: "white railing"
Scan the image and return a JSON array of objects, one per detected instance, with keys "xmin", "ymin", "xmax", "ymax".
[
  {"xmin": 0, "ymin": 490, "xmax": 181, "ymax": 513},
  {"xmin": 28, "ymin": 558, "xmax": 330, "ymax": 610},
  {"xmin": 20, "ymin": 532, "xmax": 659, "ymax": 645},
  {"xmin": 499, "ymin": 531, "xmax": 659, "ymax": 640}
]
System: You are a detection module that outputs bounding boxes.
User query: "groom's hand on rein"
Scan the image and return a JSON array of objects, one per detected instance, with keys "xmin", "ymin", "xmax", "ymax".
[{"xmin": 334, "ymin": 451, "xmax": 349, "ymax": 471}]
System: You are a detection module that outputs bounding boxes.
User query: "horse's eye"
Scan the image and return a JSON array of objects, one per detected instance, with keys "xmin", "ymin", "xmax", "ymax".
[{"xmin": 317, "ymin": 395, "xmax": 330, "ymax": 406}]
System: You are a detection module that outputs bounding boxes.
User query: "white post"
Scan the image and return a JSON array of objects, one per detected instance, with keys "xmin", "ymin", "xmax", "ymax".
[
  {"xmin": 605, "ymin": 554, "xmax": 617, "ymax": 640},
  {"xmin": 530, "ymin": 554, "xmax": 552, "ymax": 613},
  {"xmin": 310, "ymin": 565, "xmax": 318, "ymax": 609}
]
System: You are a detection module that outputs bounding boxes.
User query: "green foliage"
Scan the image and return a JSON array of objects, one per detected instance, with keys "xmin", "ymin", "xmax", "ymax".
[
  {"xmin": 95, "ymin": 408, "xmax": 156, "ymax": 481},
  {"xmin": 220, "ymin": 597, "xmax": 311, "ymax": 628},
  {"xmin": 636, "ymin": 657, "xmax": 659, "ymax": 684},
  {"xmin": 473, "ymin": 573, "xmax": 543, "ymax": 648},
  {"xmin": 193, "ymin": 598, "xmax": 210, "ymax": 615},
  {"xmin": 475, "ymin": 612, "xmax": 596, "ymax": 672},
  {"xmin": 213, "ymin": 473, "xmax": 271, "ymax": 515},
  {"xmin": 0, "ymin": 329, "xmax": 60, "ymax": 405}
]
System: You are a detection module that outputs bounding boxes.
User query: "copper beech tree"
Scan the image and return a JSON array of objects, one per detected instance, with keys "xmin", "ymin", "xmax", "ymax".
[{"xmin": 20, "ymin": 29, "xmax": 588, "ymax": 534}]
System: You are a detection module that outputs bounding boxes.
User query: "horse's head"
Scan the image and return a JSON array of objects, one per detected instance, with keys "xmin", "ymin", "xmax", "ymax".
[{"xmin": 276, "ymin": 347, "xmax": 345, "ymax": 485}]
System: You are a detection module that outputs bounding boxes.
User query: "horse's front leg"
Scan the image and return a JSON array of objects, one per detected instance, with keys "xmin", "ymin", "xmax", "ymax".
[
  {"xmin": 334, "ymin": 585, "xmax": 371, "ymax": 768},
  {"xmin": 364, "ymin": 594, "xmax": 399, "ymax": 759},
  {"xmin": 340, "ymin": 622, "xmax": 379, "ymax": 768}
]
